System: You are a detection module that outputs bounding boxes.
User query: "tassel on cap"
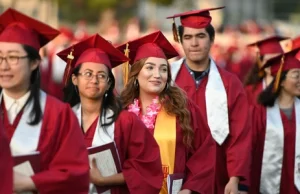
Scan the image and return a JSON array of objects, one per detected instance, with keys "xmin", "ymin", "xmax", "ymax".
[
  {"xmin": 256, "ymin": 51, "xmax": 265, "ymax": 78},
  {"xmin": 172, "ymin": 18, "xmax": 179, "ymax": 43},
  {"xmin": 273, "ymin": 55, "xmax": 285, "ymax": 93},
  {"xmin": 63, "ymin": 47, "xmax": 74, "ymax": 86},
  {"xmin": 122, "ymin": 43, "xmax": 130, "ymax": 86}
]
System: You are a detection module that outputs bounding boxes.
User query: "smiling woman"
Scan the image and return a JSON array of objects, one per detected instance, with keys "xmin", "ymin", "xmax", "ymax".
[
  {"xmin": 119, "ymin": 31, "xmax": 215, "ymax": 194},
  {"xmin": 59, "ymin": 34, "xmax": 163, "ymax": 194}
]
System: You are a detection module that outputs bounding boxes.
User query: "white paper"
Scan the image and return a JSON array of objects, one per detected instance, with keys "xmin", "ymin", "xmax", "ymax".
[
  {"xmin": 167, "ymin": 175, "xmax": 183, "ymax": 194},
  {"xmin": 13, "ymin": 161, "xmax": 34, "ymax": 177},
  {"xmin": 89, "ymin": 149, "xmax": 117, "ymax": 177}
]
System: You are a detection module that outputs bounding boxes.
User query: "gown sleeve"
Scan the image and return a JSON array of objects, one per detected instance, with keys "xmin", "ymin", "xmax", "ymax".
[
  {"xmin": 31, "ymin": 100, "xmax": 90, "ymax": 193},
  {"xmin": 121, "ymin": 111, "xmax": 163, "ymax": 194},
  {"xmin": 182, "ymin": 100, "xmax": 216, "ymax": 193}
]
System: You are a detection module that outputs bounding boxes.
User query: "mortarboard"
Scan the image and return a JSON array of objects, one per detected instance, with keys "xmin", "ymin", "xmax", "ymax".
[
  {"xmin": 0, "ymin": 8, "xmax": 60, "ymax": 51},
  {"xmin": 263, "ymin": 48, "xmax": 300, "ymax": 92},
  {"xmin": 117, "ymin": 31, "xmax": 179, "ymax": 85},
  {"xmin": 57, "ymin": 34, "xmax": 129, "ymax": 86},
  {"xmin": 166, "ymin": 6, "xmax": 225, "ymax": 42}
]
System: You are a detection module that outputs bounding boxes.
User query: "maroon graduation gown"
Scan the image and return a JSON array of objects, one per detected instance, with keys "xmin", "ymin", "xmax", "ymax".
[
  {"xmin": 175, "ymin": 63, "xmax": 252, "ymax": 193},
  {"xmin": 84, "ymin": 110, "xmax": 163, "ymax": 194},
  {"xmin": 1, "ymin": 95, "xmax": 90, "ymax": 194},
  {"xmin": 0, "ymin": 123, "xmax": 13, "ymax": 194},
  {"xmin": 251, "ymin": 105, "xmax": 300, "ymax": 194},
  {"xmin": 244, "ymin": 82, "xmax": 263, "ymax": 105}
]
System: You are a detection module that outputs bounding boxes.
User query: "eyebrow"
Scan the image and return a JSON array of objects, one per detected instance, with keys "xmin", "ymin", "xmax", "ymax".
[
  {"xmin": 0, "ymin": 50, "xmax": 21, "ymax": 54},
  {"xmin": 83, "ymin": 69, "xmax": 107, "ymax": 74},
  {"xmin": 183, "ymin": 32, "xmax": 207, "ymax": 37},
  {"xmin": 145, "ymin": 62, "xmax": 168, "ymax": 67}
]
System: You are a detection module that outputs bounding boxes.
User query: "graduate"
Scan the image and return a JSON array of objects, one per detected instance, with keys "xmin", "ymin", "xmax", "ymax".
[
  {"xmin": 166, "ymin": 7, "xmax": 252, "ymax": 194},
  {"xmin": 0, "ymin": 8, "xmax": 89, "ymax": 193},
  {"xmin": 119, "ymin": 31, "xmax": 215, "ymax": 194},
  {"xmin": 244, "ymin": 36, "xmax": 288, "ymax": 105},
  {"xmin": 59, "ymin": 34, "xmax": 163, "ymax": 194},
  {"xmin": 251, "ymin": 48, "xmax": 300, "ymax": 194},
  {"xmin": 0, "ymin": 125, "xmax": 13, "ymax": 194}
]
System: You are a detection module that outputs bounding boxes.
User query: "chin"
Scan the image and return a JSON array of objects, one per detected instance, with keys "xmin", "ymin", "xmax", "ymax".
[{"xmin": 146, "ymin": 89, "xmax": 163, "ymax": 95}]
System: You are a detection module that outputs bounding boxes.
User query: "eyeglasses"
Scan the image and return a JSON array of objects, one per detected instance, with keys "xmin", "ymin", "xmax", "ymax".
[
  {"xmin": 0, "ymin": 55, "xmax": 28, "ymax": 65},
  {"xmin": 78, "ymin": 72, "xmax": 109, "ymax": 82}
]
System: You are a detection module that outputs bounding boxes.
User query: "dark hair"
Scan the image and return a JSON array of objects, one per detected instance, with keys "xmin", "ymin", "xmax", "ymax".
[
  {"xmin": 63, "ymin": 64, "xmax": 122, "ymax": 127},
  {"xmin": 178, "ymin": 24, "xmax": 215, "ymax": 43},
  {"xmin": 0, "ymin": 45, "xmax": 42, "ymax": 125},
  {"xmin": 258, "ymin": 71, "xmax": 288, "ymax": 107},
  {"xmin": 244, "ymin": 56, "xmax": 265, "ymax": 88}
]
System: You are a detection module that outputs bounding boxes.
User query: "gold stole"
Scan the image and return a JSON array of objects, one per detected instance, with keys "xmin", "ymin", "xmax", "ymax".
[{"xmin": 154, "ymin": 108, "xmax": 177, "ymax": 194}]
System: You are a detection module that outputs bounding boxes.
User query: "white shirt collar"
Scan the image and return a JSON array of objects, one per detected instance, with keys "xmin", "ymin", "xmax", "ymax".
[{"xmin": 3, "ymin": 90, "xmax": 31, "ymax": 111}]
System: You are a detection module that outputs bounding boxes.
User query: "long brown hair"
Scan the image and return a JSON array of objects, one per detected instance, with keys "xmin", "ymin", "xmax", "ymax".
[{"xmin": 120, "ymin": 58, "xmax": 194, "ymax": 148}]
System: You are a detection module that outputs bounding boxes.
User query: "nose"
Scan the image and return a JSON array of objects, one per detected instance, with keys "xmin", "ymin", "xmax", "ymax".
[
  {"xmin": 90, "ymin": 75, "xmax": 99, "ymax": 84},
  {"xmin": 0, "ymin": 59, "xmax": 10, "ymax": 70},
  {"xmin": 153, "ymin": 68, "xmax": 161, "ymax": 78},
  {"xmin": 191, "ymin": 37, "xmax": 198, "ymax": 46}
]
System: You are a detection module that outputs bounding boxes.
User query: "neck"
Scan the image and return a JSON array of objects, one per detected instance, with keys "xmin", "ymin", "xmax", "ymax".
[
  {"xmin": 80, "ymin": 96, "xmax": 102, "ymax": 117},
  {"xmin": 3, "ymin": 86, "xmax": 30, "ymax": 99},
  {"xmin": 278, "ymin": 91, "xmax": 294, "ymax": 109},
  {"xmin": 185, "ymin": 56, "xmax": 210, "ymax": 72},
  {"xmin": 139, "ymin": 91, "xmax": 158, "ymax": 115},
  {"xmin": 264, "ymin": 75, "xmax": 273, "ymax": 86}
]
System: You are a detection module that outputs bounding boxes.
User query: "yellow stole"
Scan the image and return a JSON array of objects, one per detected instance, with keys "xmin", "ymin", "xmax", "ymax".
[{"xmin": 154, "ymin": 108, "xmax": 177, "ymax": 194}]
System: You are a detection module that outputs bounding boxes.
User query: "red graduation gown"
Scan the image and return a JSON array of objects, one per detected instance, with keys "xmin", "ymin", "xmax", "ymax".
[
  {"xmin": 244, "ymin": 82, "xmax": 263, "ymax": 105},
  {"xmin": 2, "ymin": 95, "xmax": 90, "ymax": 194},
  {"xmin": 175, "ymin": 64, "xmax": 252, "ymax": 193},
  {"xmin": 84, "ymin": 110, "xmax": 163, "ymax": 194},
  {"xmin": 251, "ymin": 105, "xmax": 300, "ymax": 194},
  {"xmin": 0, "ymin": 124, "xmax": 13, "ymax": 194},
  {"xmin": 175, "ymin": 101, "xmax": 215, "ymax": 193}
]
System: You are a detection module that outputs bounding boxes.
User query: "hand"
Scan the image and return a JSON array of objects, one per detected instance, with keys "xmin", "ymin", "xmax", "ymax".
[
  {"xmin": 89, "ymin": 158, "xmax": 105, "ymax": 186},
  {"xmin": 224, "ymin": 177, "xmax": 239, "ymax": 194},
  {"xmin": 13, "ymin": 171, "xmax": 35, "ymax": 192},
  {"xmin": 178, "ymin": 189, "xmax": 192, "ymax": 194}
]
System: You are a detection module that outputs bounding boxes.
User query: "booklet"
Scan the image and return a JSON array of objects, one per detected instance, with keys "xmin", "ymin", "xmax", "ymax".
[
  {"xmin": 13, "ymin": 151, "xmax": 40, "ymax": 176},
  {"xmin": 88, "ymin": 142, "xmax": 122, "ymax": 194},
  {"xmin": 167, "ymin": 173, "xmax": 185, "ymax": 194}
]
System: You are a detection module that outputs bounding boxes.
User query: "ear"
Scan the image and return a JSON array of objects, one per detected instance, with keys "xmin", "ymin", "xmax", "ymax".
[
  {"xmin": 72, "ymin": 74, "xmax": 78, "ymax": 86},
  {"xmin": 30, "ymin": 59, "xmax": 40, "ymax": 71}
]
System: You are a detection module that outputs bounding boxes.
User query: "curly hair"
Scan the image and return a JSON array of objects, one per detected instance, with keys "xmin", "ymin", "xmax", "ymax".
[{"xmin": 120, "ymin": 58, "xmax": 194, "ymax": 148}]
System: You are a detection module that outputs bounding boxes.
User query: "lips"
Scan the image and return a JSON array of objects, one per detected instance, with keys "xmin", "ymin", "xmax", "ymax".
[
  {"xmin": 0, "ymin": 75, "xmax": 13, "ymax": 81},
  {"xmin": 149, "ymin": 81, "xmax": 162, "ymax": 85}
]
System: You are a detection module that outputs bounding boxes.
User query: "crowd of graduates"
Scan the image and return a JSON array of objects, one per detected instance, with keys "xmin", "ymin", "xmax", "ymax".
[{"xmin": 0, "ymin": 5, "xmax": 300, "ymax": 194}]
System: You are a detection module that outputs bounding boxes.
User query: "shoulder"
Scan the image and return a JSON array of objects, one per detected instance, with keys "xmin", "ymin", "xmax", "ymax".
[
  {"xmin": 44, "ymin": 93, "xmax": 72, "ymax": 113},
  {"xmin": 217, "ymin": 66, "xmax": 243, "ymax": 87},
  {"xmin": 116, "ymin": 110, "xmax": 141, "ymax": 124}
]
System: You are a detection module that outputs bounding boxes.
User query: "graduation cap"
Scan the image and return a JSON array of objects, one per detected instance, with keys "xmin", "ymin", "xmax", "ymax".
[
  {"xmin": 263, "ymin": 48, "xmax": 300, "ymax": 92},
  {"xmin": 247, "ymin": 36, "xmax": 288, "ymax": 77},
  {"xmin": 166, "ymin": 6, "xmax": 225, "ymax": 42},
  {"xmin": 292, "ymin": 36, "xmax": 300, "ymax": 50},
  {"xmin": 57, "ymin": 34, "xmax": 129, "ymax": 86},
  {"xmin": 117, "ymin": 31, "xmax": 178, "ymax": 85},
  {"xmin": 0, "ymin": 8, "xmax": 60, "ymax": 51}
]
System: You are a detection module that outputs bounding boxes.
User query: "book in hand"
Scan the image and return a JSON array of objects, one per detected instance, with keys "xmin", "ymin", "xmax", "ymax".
[
  {"xmin": 88, "ymin": 142, "xmax": 122, "ymax": 194},
  {"xmin": 167, "ymin": 173, "xmax": 185, "ymax": 194},
  {"xmin": 13, "ymin": 151, "xmax": 40, "ymax": 176}
]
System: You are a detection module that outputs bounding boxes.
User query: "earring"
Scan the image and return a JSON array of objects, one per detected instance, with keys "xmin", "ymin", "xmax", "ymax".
[
  {"xmin": 105, "ymin": 93, "xmax": 108, "ymax": 98},
  {"xmin": 134, "ymin": 79, "xmax": 139, "ymax": 88},
  {"xmin": 164, "ymin": 83, "xmax": 169, "ymax": 91},
  {"xmin": 74, "ymin": 85, "xmax": 79, "ymax": 94}
]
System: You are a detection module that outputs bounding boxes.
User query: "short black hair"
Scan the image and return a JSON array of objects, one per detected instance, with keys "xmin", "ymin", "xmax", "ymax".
[{"xmin": 178, "ymin": 24, "xmax": 215, "ymax": 43}]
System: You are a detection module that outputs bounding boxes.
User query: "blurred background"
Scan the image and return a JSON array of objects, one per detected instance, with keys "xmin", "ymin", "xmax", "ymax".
[{"xmin": 1, "ymin": 0, "xmax": 300, "ymax": 97}]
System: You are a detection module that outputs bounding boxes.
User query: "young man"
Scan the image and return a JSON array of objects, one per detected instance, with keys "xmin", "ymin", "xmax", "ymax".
[{"xmin": 167, "ymin": 7, "xmax": 251, "ymax": 194}]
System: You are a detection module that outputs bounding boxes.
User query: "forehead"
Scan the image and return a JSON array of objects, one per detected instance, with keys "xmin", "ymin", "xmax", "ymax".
[
  {"xmin": 145, "ymin": 57, "xmax": 168, "ymax": 65},
  {"xmin": 80, "ymin": 62, "xmax": 109, "ymax": 73},
  {"xmin": 0, "ymin": 42, "xmax": 25, "ymax": 53},
  {"xmin": 183, "ymin": 27, "xmax": 208, "ymax": 35}
]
